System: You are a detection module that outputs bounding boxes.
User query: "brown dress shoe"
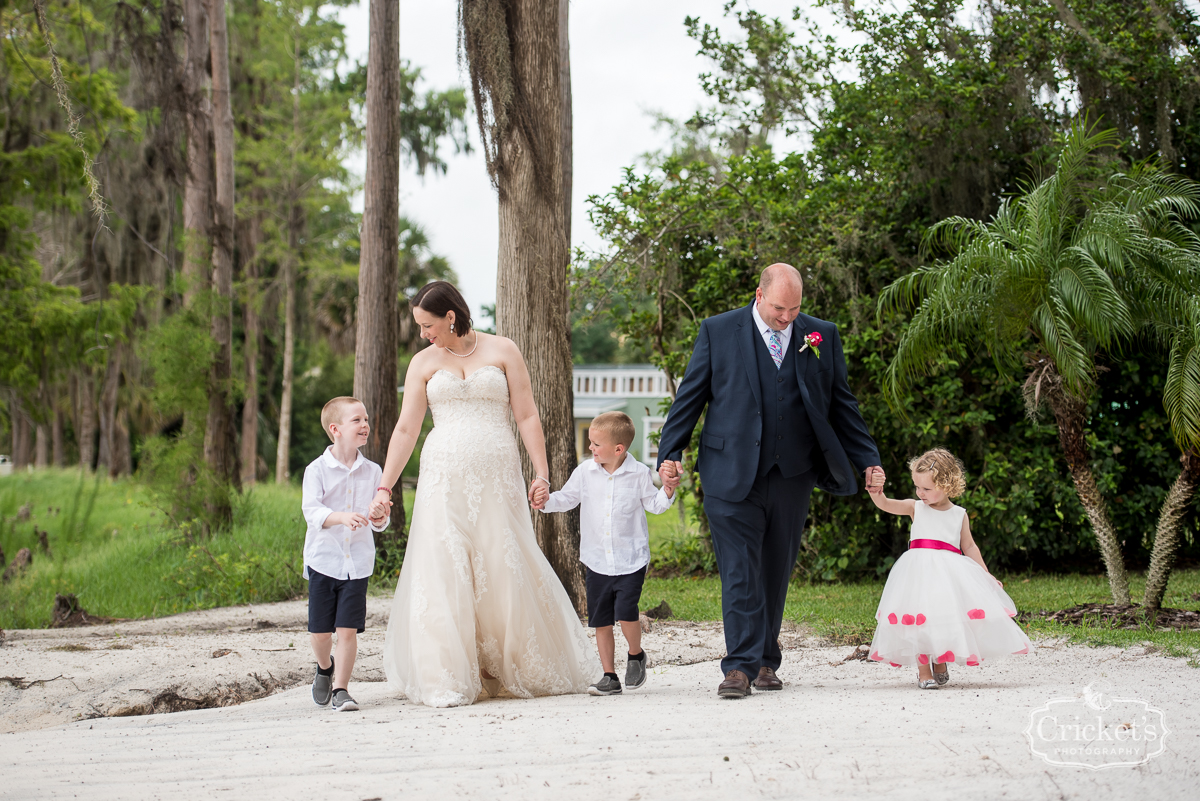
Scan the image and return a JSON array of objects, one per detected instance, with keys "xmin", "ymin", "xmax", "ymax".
[
  {"xmin": 752, "ymin": 666, "xmax": 783, "ymax": 691},
  {"xmin": 718, "ymin": 669, "xmax": 752, "ymax": 698}
]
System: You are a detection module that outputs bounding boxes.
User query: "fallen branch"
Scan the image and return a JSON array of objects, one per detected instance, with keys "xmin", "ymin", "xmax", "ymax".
[{"xmin": 1, "ymin": 674, "xmax": 76, "ymax": 690}]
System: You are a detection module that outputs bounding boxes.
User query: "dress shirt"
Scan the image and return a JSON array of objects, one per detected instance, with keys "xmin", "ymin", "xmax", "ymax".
[
  {"xmin": 541, "ymin": 455, "xmax": 674, "ymax": 576},
  {"xmin": 751, "ymin": 301, "xmax": 793, "ymax": 354},
  {"xmin": 301, "ymin": 446, "xmax": 388, "ymax": 580}
]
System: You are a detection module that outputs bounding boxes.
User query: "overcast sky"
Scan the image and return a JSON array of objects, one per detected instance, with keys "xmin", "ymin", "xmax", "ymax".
[{"xmin": 335, "ymin": 1, "xmax": 814, "ymax": 321}]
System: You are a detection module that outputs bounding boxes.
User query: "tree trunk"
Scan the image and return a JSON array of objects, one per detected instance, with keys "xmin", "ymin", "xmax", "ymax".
[
  {"xmin": 1143, "ymin": 448, "xmax": 1200, "ymax": 610},
  {"xmin": 97, "ymin": 345, "xmax": 122, "ymax": 476},
  {"xmin": 35, "ymin": 424, "xmax": 48, "ymax": 468},
  {"xmin": 353, "ymin": 0, "xmax": 405, "ymax": 540},
  {"xmin": 52, "ymin": 401, "xmax": 64, "ymax": 467},
  {"xmin": 203, "ymin": 0, "xmax": 240, "ymax": 526},
  {"xmin": 12, "ymin": 395, "xmax": 31, "ymax": 469},
  {"xmin": 77, "ymin": 368, "xmax": 97, "ymax": 471},
  {"xmin": 493, "ymin": 0, "xmax": 584, "ymax": 614},
  {"xmin": 276, "ymin": 34, "xmax": 305, "ymax": 487},
  {"xmin": 559, "ymin": 0, "xmax": 572, "ymax": 237},
  {"xmin": 240, "ymin": 217, "xmax": 261, "ymax": 486},
  {"xmin": 275, "ymin": 207, "xmax": 299, "ymax": 485},
  {"xmin": 1044, "ymin": 380, "xmax": 1130, "ymax": 605},
  {"xmin": 182, "ymin": 0, "xmax": 212, "ymax": 306},
  {"xmin": 113, "ymin": 406, "xmax": 132, "ymax": 478}
]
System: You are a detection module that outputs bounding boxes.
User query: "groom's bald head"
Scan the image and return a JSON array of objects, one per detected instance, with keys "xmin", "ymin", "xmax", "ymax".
[
  {"xmin": 759, "ymin": 263, "xmax": 803, "ymax": 294},
  {"xmin": 756, "ymin": 263, "xmax": 803, "ymax": 331}
]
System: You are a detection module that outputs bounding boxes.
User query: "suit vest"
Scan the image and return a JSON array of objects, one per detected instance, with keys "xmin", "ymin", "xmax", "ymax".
[{"xmin": 755, "ymin": 328, "xmax": 815, "ymax": 477}]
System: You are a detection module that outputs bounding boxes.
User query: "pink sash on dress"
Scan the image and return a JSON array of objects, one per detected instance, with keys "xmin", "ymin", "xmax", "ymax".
[{"xmin": 909, "ymin": 538, "xmax": 962, "ymax": 555}]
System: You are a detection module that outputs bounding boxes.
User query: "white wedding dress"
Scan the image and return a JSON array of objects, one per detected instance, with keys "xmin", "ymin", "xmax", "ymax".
[{"xmin": 383, "ymin": 365, "xmax": 599, "ymax": 707}]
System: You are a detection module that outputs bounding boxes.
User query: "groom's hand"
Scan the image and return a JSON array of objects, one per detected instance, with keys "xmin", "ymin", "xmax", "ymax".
[
  {"xmin": 864, "ymin": 465, "xmax": 885, "ymax": 493},
  {"xmin": 658, "ymin": 460, "xmax": 682, "ymax": 486}
]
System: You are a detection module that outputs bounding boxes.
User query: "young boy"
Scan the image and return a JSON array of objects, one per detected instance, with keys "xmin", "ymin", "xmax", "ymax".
[
  {"xmin": 300, "ymin": 396, "xmax": 390, "ymax": 712},
  {"xmin": 536, "ymin": 411, "xmax": 680, "ymax": 695}
]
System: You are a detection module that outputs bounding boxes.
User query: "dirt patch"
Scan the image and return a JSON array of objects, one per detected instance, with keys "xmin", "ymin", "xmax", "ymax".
[
  {"xmin": 51, "ymin": 593, "xmax": 121, "ymax": 628},
  {"xmin": 106, "ymin": 672, "xmax": 303, "ymax": 718},
  {"xmin": 1020, "ymin": 603, "xmax": 1200, "ymax": 630}
]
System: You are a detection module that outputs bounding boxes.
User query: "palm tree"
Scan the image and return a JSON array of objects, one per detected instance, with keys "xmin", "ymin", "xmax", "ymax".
[
  {"xmin": 880, "ymin": 122, "xmax": 1200, "ymax": 605},
  {"xmin": 1123, "ymin": 219, "xmax": 1200, "ymax": 609}
]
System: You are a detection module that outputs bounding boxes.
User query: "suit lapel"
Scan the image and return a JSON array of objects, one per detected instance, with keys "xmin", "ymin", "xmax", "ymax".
[
  {"xmin": 793, "ymin": 318, "xmax": 814, "ymax": 385},
  {"xmin": 738, "ymin": 305, "xmax": 762, "ymax": 409}
]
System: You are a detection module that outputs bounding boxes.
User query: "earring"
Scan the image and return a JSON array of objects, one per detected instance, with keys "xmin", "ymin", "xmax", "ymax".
[{"xmin": 450, "ymin": 323, "xmax": 455, "ymax": 334}]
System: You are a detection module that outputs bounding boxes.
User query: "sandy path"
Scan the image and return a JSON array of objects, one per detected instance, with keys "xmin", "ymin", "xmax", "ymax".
[{"xmin": 1, "ymin": 602, "xmax": 1196, "ymax": 799}]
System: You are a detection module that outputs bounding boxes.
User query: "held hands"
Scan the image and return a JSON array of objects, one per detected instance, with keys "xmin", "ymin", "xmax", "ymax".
[
  {"xmin": 864, "ymin": 465, "xmax": 886, "ymax": 495},
  {"xmin": 368, "ymin": 490, "xmax": 393, "ymax": 524},
  {"xmin": 528, "ymin": 478, "xmax": 549, "ymax": 510},
  {"xmin": 658, "ymin": 460, "xmax": 683, "ymax": 493}
]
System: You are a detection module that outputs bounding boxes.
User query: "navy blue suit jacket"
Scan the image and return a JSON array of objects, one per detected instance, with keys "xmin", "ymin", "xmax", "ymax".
[{"xmin": 656, "ymin": 304, "xmax": 881, "ymax": 502}]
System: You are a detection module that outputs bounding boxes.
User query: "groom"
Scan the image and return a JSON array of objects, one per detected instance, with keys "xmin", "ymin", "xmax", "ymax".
[{"xmin": 657, "ymin": 263, "xmax": 884, "ymax": 698}]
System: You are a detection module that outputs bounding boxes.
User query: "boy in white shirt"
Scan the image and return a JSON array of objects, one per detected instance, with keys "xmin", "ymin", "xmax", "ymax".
[
  {"xmin": 536, "ymin": 411, "xmax": 680, "ymax": 695},
  {"xmin": 300, "ymin": 396, "xmax": 390, "ymax": 711}
]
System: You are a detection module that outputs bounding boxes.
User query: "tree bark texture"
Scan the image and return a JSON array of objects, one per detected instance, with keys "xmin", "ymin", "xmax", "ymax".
[
  {"xmin": 353, "ymin": 0, "xmax": 404, "ymax": 538},
  {"xmin": 559, "ymin": 0, "xmax": 572, "ymax": 237},
  {"xmin": 275, "ymin": 211, "xmax": 298, "ymax": 484},
  {"xmin": 492, "ymin": 0, "xmax": 584, "ymax": 614},
  {"xmin": 182, "ymin": 0, "xmax": 212, "ymax": 306},
  {"xmin": 52, "ymin": 402, "xmax": 64, "ymax": 467},
  {"xmin": 97, "ymin": 344, "xmax": 122, "ymax": 477},
  {"xmin": 1044, "ymin": 379, "xmax": 1131, "ymax": 605},
  {"xmin": 76, "ymin": 368, "xmax": 97, "ymax": 471},
  {"xmin": 35, "ymin": 424, "xmax": 48, "ymax": 468},
  {"xmin": 203, "ymin": 0, "xmax": 241, "ymax": 523},
  {"xmin": 1143, "ymin": 448, "xmax": 1200, "ymax": 610},
  {"xmin": 240, "ymin": 215, "xmax": 261, "ymax": 485},
  {"xmin": 10, "ymin": 393, "xmax": 31, "ymax": 469}
]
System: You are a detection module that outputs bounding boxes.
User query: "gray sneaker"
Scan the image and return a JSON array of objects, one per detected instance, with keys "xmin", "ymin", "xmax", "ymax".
[
  {"xmin": 331, "ymin": 689, "xmax": 359, "ymax": 711},
  {"xmin": 312, "ymin": 658, "xmax": 334, "ymax": 707},
  {"xmin": 624, "ymin": 654, "xmax": 647, "ymax": 689},
  {"xmin": 588, "ymin": 675, "xmax": 622, "ymax": 696}
]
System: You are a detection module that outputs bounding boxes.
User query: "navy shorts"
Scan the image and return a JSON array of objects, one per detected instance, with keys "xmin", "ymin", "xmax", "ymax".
[
  {"xmin": 307, "ymin": 569, "xmax": 369, "ymax": 633},
  {"xmin": 586, "ymin": 566, "xmax": 647, "ymax": 628}
]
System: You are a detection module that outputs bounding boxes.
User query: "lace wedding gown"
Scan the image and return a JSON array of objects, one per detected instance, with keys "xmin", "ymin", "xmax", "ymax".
[{"xmin": 383, "ymin": 365, "xmax": 599, "ymax": 707}]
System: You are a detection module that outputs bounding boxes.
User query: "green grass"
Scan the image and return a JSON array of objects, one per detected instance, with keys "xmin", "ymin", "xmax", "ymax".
[
  {"xmin": 3, "ymin": 470, "xmax": 1199, "ymax": 660},
  {"xmin": 0, "ymin": 469, "xmax": 414, "ymax": 629}
]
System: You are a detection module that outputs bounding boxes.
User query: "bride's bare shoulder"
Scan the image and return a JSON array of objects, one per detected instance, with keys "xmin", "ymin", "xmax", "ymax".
[{"xmin": 408, "ymin": 347, "xmax": 440, "ymax": 379}]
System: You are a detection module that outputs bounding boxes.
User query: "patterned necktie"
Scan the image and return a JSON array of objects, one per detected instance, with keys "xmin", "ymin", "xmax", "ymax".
[{"xmin": 769, "ymin": 329, "xmax": 784, "ymax": 368}]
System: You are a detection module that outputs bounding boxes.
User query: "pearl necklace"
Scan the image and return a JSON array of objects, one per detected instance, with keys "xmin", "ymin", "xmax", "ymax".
[{"xmin": 445, "ymin": 331, "xmax": 479, "ymax": 358}]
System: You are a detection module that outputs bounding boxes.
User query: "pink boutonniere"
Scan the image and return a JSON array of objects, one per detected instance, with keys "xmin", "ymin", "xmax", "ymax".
[{"xmin": 798, "ymin": 331, "xmax": 822, "ymax": 358}]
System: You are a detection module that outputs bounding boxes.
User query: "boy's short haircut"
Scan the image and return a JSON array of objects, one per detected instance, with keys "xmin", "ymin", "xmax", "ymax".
[
  {"xmin": 591, "ymin": 411, "xmax": 635, "ymax": 449},
  {"xmin": 321, "ymin": 396, "xmax": 364, "ymax": 443}
]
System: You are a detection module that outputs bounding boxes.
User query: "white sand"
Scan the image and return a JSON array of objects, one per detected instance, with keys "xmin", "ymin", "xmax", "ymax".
[{"xmin": 1, "ymin": 599, "xmax": 1196, "ymax": 799}]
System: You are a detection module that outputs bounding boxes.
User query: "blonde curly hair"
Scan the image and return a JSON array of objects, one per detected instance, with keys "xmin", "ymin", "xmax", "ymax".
[{"xmin": 907, "ymin": 448, "xmax": 966, "ymax": 498}]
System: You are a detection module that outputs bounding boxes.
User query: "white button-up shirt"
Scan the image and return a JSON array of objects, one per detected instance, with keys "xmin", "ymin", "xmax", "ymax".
[
  {"xmin": 752, "ymin": 301, "xmax": 793, "ymax": 353},
  {"xmin": 301, "ymin": 447, "xmax": 388, "ymax": 580},
  {"xmin": 540, "ymin": 455, "xmax": 674, "ymax": 576}
]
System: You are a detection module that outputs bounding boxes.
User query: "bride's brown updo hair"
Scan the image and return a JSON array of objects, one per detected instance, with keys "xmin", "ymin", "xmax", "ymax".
[{"xmin": 412, "ymin": 281, "xmax": 472, "ymax": 336}]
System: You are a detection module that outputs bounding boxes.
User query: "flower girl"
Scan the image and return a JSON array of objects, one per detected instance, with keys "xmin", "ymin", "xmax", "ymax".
[{"xmin": 866, "ymin": 449, "xmax": 1032, "ymax": 688}]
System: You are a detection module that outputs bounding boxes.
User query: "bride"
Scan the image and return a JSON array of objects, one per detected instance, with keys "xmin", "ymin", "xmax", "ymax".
[{"xmin": 369, "ymin": 281, "xmax": 598, "ymax": 707}]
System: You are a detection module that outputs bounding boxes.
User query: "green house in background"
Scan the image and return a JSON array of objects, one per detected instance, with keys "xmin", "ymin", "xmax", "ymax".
[{"xmin": 572, "ymin": 365, "xmax": 673, "ymax": 467}]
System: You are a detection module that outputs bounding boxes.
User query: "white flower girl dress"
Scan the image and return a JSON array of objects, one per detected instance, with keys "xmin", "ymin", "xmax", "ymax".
[{"xmin": 869, "ymin": 500, "xmax": 1033, "ymax": 668}]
